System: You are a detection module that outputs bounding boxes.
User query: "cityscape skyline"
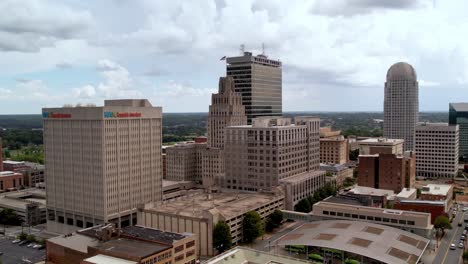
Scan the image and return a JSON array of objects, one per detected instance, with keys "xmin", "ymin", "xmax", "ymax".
[{"xmin": 1, "ymin": 0, "xmax": 468, "ymax": 114}]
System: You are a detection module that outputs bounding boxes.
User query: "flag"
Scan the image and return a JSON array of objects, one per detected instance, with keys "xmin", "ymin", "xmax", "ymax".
[{"xmin": 220, "ymin": 56, "xmax": 226, "ymax": 60}]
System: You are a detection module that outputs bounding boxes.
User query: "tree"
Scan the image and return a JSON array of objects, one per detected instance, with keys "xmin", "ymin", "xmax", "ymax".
[
  {"xmin": 18, "ymin": 232, "xmax": 27, "ymax": 241},
  {"xmin": 343, "ymin": 177, "xmax": 356, "ymax": 188},
  {"xmin": 463, "ymin": 251, "xmax": 468, "ymax": 263},
  {"xmin": 242, "ymin": 211, "xmax": 264, "ymax": 243},
  {"xmin": 213, "ymin": 221, "xmax": 232, "ymax": 253},
  {"xmin": 434, "ymin": 215, "xmax": 452, "ymax": 237},
  {"xmin": 349, "ymin": 149, "xmax": 359, "ymax": 161},
  {"xmin": 0, "ymin": 208, "xmax": 22, "ymax": 226},
  {"xmin": 266, "ymin": 210, "xmax": 283, "ymax": 232},
  {"xmin": 416, "ymin": 188, "xmax": 422, "ymax": 198},
  {"xmin": 26, "ymin": 234, "xmax": 36, "ymax": 242},
  {"xmin": 294, "ymin": 198, "xmax": 311, "ymax": 213}
]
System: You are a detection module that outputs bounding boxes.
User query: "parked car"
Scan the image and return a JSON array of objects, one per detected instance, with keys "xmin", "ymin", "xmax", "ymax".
[
  {"xmin": 459, "ymin": 243, "xmax": 464, "ymax": 249},
  {"xmin": 463, "ymin": 230, "xmax": 467, "ymax": 235},
  {"xmin": 32, "ymin": 244, "xmax": 42, "ymax": 249},
  {"xmin": 18, "ymin": 240, "xmax": 28, "ymax": 246},
  {"xmin": 463, "ymin": 207, "xmax": 468, "ymax": 212},
  {"xmin": 27, "ymin": 243, "xmax": 36, "ymax": 248},
  {"xmin": 450, "ymin": 243, "xmax": 456, "ymax": 250},
  {"xmin": 12, "ymin": 239, "xmax": 20, "ymax": 244}
]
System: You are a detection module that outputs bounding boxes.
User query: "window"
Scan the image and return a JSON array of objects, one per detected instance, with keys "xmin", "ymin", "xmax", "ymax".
[
  {"xmin": 383, "ymin": 218, "xmax": 389, "ymax": 223},
  {"xmin": 330, "ymin": 211, "xmax": 336, "ymax": 216},
  {"xmin": 323, "ymin": 211, "xmax": 329, "ymax": 215},
  {"xmin": 186, "ymin": 241, "xmax": 195, "ymax": 248},
  {"xmin": 391, "ymin": 219, "xmax": 398, "ymax": 223},
  {"xmin": 359, "ymin": 215, "xmax": 366, "ymax": 219},
  {"xmin": 375, "ymin": 217, "xmax": 382, "ymax": 221},
  {"xmin": 337, "ymin": 212, "xmax": 343, "ymax": 217},
  {"xmin": 407, "ymin": 221, "xmax": 415, "ymax": 226},
  {"xmin": 352, "ymin": 214, "xmax": 358, "ymax": 219},
  {"xmin": 399, "ymin": 219, "xmax": 406, "ymax": 225},
  {"xmin": 175, "ymin": 245, "xmax": 184, "ymax": 253},
  {"xmin": 366, "ymin": 216, "xmax": 374, "ymax": 221},
  {"xmin": 344, "ymin": 213, "xmax": 351, "ymax": 217}
]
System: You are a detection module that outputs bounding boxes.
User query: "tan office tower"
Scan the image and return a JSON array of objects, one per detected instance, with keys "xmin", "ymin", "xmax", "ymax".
[
  {"xmin": 384, "ymin": 62, "xmax": 419, "ymax": 151},
  {"xmin": 224, "ymin": 116, "xmax": 321, "ymax": 191},
  {"xmin": 207, "ymin": 76, "xmax": 247, "ymax": 149},
  {"xmin": 319, "ymin": 127, "xmax": 348, "ymax": 165},
  {"xmin": 226, "ymin": 51, "xmax": 282, "ymax": 124},
  {"xmin": 43, "ymin": 99, "xmax": 162, "ymax": 234}
]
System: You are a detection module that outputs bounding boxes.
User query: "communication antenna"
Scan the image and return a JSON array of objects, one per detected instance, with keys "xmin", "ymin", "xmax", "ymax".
[{"xmin": 240, "ymin": 44, "xmax": 245, "ymax": 55}]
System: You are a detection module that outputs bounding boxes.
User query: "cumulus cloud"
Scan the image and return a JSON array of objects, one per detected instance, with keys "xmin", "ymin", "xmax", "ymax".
[
  {"xmin": 73, "ymin": 85, "xmax": 96, "ymax": 98},
  {"xmin": 0, "ymin": 0, "xmax": 93, "ymax": 52},
  {"xmin": 155, "ymin": 80, "xmax": 216, "ymax": 97}
]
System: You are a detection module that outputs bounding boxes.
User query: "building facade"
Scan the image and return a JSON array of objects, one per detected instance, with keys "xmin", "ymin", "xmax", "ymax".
[
  {"xmin": 43, "ymin": 99, "xmax": 163, "ymax": 233},
  {"xmin": 449, "ymin": 103, "xmax": 468, "ymax": 160},
  {"xmin": 138, "ymin": 189, "xmax": 285, "ymax": 256},
  {"xmin": 207, "ymin": 76, "xmax": 247, "ymax": 149},
  {"xmin": 358, "ymin": 152, "xmax": 415, "ymax": 193},
  {"xmin": 0, "ymin": 171, "xmax": 23, "ymax": 191},
  {"xmin": 320, "ymin": 163, "xmax": 354, "ymax": 187},
  {"xmin": 0, "ymin": 138, "xmax": 2, "ymax": 172},
  {"xmin": 224, "ymin": 116, "xmax": 320, "ymax": 192},
  {"xmin": 358, "ymin": 138, "xmax": 404, "ymax": 156},
  {"xmin": 415, "ymin": 123, "xmax": 459, "ymax": 178},
  {"xmin": 383, "ymin": 62, "xmax": 419, "ymax": 151},
  {"xmin": 280, "ymin": 171, "xmax": 325, "ymax": 210},
  {"xmin": 319, "ymin": 127, "xmax": 348, "ymax": 165},
  {"xmin": 165, "ymin": 142, "xmax": 206, "ymax": 182},
  {"xmin": 226, "ymin": 52, "xmax": 282, "ymax": 123}
]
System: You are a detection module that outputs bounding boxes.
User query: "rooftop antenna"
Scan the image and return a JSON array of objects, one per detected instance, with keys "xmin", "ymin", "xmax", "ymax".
[
  {"xmin": 240, "ymin": 44, "xmax": 245, "ymax": 55},
  {"xmin": 262, "ymin": 43, "xmax": 265, "ymax": 55}
]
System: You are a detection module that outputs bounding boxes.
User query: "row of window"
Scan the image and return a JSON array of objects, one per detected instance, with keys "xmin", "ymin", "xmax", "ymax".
[{"xmin": 322, "ymin": 210, "xmax": 415, "ymax": 226}]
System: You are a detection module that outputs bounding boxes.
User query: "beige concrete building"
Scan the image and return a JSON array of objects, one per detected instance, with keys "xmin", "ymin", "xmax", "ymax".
[
  {"xmin": 137, "ymin": 189, "xmax": 285, "ymax": 256},
  {"xmin": 207, "ymin": 77, "xmax": 247, "ymax": 149},
  {"xmin": 415, "ymin": 123, "xmax": 459, "ymax": 178},
  {"xmin": 319, "ymin": 127, "xmax": 348, "ymax": 165},
  {"xmin": 43, "ymin": 99, "xmax": 162, "ymax": 234},
  {"xmin": 226, "ymin": 51, "xmax": 282, "ymax": 123},
  {"xmin": 320, "ymin": 163, "xmax": 354, "ymax": 187},
  {"xmin": 384, "ymin": 62, "xmax": 419, "ymax": 151},
  {"xmin": 201, "ymin": 147, "xmax": 225, "ymax": 189},
  {"xmin": 279, "ymin": 171, "xmax": 325, "ymax": 210},
  {"xmin": 165, "ymin": 142, "xmax": 206, "ymax": 182},
  {"xmin": 224, "ymin": 116, "xmax": 320, "ymax": 192},
  {"xmin": 358, "ymin": 138, "xmax": 404, "ymax": 155}
]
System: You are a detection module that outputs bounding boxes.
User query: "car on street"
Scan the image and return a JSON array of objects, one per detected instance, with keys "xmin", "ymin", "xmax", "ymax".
[
  {"xmin": 12, "ymin": 239, "xmax": 21, "ymax": 243},
  {"xmin": 450, "ymin": 243, "xmax": 456, "ymax": 250},
  {"xmin": 32, "ymin": 244, "xmax": 42, "ymax": 249},
  {"xmin": 459, "ymin": 243, "xmax": 464, "ymax": 249},
  {"xmin": 464, "ymin": 230, "xmax": 467, "ymax": 235},
  {"xmin": 18, "ymin": 240, "xmax": 28, "ymax": 246},
  {"xmin": 27, "ymin": 243, "xmax": 36, "ymax": 248},
  {"xmin": 463, "ymin": 207, "xmax": 468, "ymax": 212}
]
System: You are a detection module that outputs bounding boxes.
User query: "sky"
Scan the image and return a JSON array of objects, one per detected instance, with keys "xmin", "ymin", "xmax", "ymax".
[{"xmin": 0, "ymin": 0, "xmax": 467, "ymax": 114}]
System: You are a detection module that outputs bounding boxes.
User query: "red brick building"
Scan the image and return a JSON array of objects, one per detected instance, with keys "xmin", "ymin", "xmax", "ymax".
[
  {"xmin": 0, "ymin": 171, "xmax": 24, "ymax": 191},
  {"xmin": 358, "ymin": 152, "xmax": 416, "ymax": 193},
  {"xmin": 394, "ymin": 200, "xmax": 446, "ymax": 224}
]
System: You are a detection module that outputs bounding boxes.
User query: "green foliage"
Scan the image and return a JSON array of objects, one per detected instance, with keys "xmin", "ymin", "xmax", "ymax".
[
  {"xmin": 345, "ymin": 259, "xmax": 360, "ymax": 264},
  {"xmin": 295, "ymin": 183, "xmax": 337, "ymax": 213},
  {"xmin": 0, "ymin": 129, "xmax": 43, "ymax": 150},
  {"xmin": 10, "ymin": 145, "xmax": 44, "ymax": 164},
  {"xmin": 265, "ymin": 210, "xmax": 283, "ymax": 232},
  {"xmin": 26, "ymin": 234, "xmax": 36, "ymax": 242},
  {"xmin": 242, "ymin": 211, "xmax": 264, "ymax": 243},
  {"xmin": 434, "ymin": 215, "xmax": 452, "ymax": 232},
  {"xmin": 463, "ymin": 250, "xmax": 468, "ymax": 261},
  {"xmin": 18, "ymin": 232, "xmax": 27, "ymax": 241},
  {"xmin": 416, "ymin": 188, "xmax": 422, "ymax": 198},
  {"xmin": 294, "ymin": 198, "xmax": 312, "ymax": 213},
  {"xmin": 213, "ymin": 221, "xmax": 232, "ymax": 253},
  {"xmin": 343, "ymin": 177, "xmax": 356, "ymax": 188},
  {"xmin": 349, "ymin": 149, "xmax": 359, "ymax": 161},
  {"xmin": 0, "ymin": 208, "xmax": 22, "ymax": 226},
  {"xmin": 37, "ymin": 239, "xmax": 46, "ymax": 246}
]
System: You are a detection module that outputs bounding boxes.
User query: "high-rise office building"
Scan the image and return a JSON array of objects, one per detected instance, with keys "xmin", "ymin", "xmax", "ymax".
[
  {"xmin": 43, "ymin": 99, "xmax": 162, "ymax": 233},
  {"xmin": 207, "ymin": 77, "xmax": 247, "ymax": 149},
  {"xmin": 224, "ymin": 116, "xmax": 321, "ymax": 192},
  {"xmin": 449, "ymin": 103, "xmax": 468, "ymax": 160},
  {"xmin": 383, "ymin": 62, "xmax": 419, "ymax": 151},
  {"xmin": 415, "ymin": 122, "xmax": 459, "ymax": 178},
  {"xmin": 226, "ymin": 51, "xmax": 282, "ymax": 124},
  {"xmin": 319, "ymin": 127, "xmax": 348, "ymax": 165}
]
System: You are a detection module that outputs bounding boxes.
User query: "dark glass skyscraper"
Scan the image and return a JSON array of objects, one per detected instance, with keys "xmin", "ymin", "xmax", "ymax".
[
  {"xmin": 449, "ymin": 103, "xmax": 468, "ymax": 160},
  {"xmin": 226, "ymin": 52, "xmax": 282, "ymax": 124}
]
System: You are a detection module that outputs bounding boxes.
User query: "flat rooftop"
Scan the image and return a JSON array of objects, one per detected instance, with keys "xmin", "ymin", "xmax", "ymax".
[
  {"xmin": 451, "ymin": 102, "xmax": 468, "ymax": 112},
  {"xmin": 279, "ymin": 171, "xmax": 325, "ymax": 184},
  {"xmin": 320, "ymin": 163, "xmax": 350, "ymax": 172},
  {"xmin": 83, "ymin": 254, "xmax": 137, "ymax": 264},
  {"xmin": 206, "ymin": 247, "xmax": 309, "ymax": 264},
  {"xmin": 48, "ymin": 232, "xmax": 99, "ymax": 253},
  {"xmin": 92, "ymin": 238, "xmax": 170, "ymax": 259},
  {"xmin": 276, "ymin": 220, "xmax": 429, "ymax": 264},
  {"xmin": 0, "ymin": 171, "xmax": 21, "ymax": 176},
  {"xmin": 359, "ymin": 138, "xmax": 404, "ymax": 145},
  {"xmin": 3, "ymin": 160, "xmax": 25, "ymax": 165},
  {"xmin": 122, "ymin": 225, "xmax": 189, "ymax": 244},
  {"xmin": 349, "ymin": 186, "xmax": 394, "ymax": 197},
  {"xmin": 421, "ymin": 184, "xmax": 452, "ymax": 196},
  {"xmin": 145, "ymin": 189, "xmax": 283, "ymax": 219}
]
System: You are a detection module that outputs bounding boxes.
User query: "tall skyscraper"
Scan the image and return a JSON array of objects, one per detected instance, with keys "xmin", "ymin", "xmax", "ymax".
[
  {"xmin": 449, "ymin": 103, "xmax": 468, "ymax": 160},
  {"xmin": 226, "ymin": 51, "xmax": 282, "ymax": 124},
  {"xmin": 383, "ymin": 62, "xmax": 419, "ymax": 151},
  {"xmin": 43, "ymin": 99, "xmax": 162, "ymax": 233}
]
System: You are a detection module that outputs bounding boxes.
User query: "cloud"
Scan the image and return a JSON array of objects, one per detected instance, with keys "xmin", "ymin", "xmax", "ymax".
[
  {"xmin": 0, "ymin": 0, "xmax": 93, "ymax": 52},
  {"xmin": 419, "ymin": 80, "xmax": 440, "ymax": 87},
  {"xmin": 310, "ymin": 0, "xmax": 426, "ymax": 16},
  {"xmin": 56, "ymin": 62, "xmax": 74, "ymax": 69},
  {"xmin": 155, "ymin": 80, "xmax": 216, "ymax": 97},
  {"xmin": 73, "ymin": 85, "xmax": 96, "ymax": 98}
]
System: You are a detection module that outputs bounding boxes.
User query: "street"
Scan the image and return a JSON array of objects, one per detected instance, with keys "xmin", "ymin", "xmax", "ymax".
[
  {"xmin": 433, "ymin": 207, "xmax": 465, "ymax": 264},
  {"xmin": 251, "ymin": 220, "xmax": 304, "ymax": 253}
]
